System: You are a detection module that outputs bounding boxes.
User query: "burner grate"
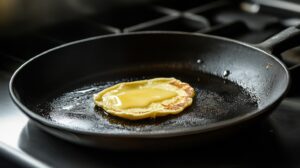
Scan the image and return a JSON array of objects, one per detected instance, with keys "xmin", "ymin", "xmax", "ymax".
[
  {"xmin": 39, "ymin": 20, "xmax": 120, "ymax": 43},
  {"xmin": 125, "ymin": 14, "xmax": 209, "ymax": 32},
  {"xmin": 1, "ymin": 0, "xmax": 300, "ymax": 74}
]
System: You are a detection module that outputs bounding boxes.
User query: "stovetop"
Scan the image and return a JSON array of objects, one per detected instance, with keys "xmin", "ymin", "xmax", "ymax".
[{"xmin": 0, "ymin": 0, "xmax": 300, "ymax": 167}]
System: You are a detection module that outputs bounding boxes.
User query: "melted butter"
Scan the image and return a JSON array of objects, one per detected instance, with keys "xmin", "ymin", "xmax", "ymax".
[{"xmin": 112, "ymin": 88, "xmax": 177, "ymax": 109}]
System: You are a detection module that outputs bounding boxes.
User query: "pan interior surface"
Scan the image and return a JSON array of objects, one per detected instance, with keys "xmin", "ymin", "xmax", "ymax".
[{"xmin": 31, "ymin": 67, "xmax": 258, "ymax": 134}]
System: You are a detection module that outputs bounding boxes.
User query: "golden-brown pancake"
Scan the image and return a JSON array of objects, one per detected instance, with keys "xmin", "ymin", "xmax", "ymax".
[{"xmin": 93, "ymin": 78, "xmax": 195, "ymax": 120}]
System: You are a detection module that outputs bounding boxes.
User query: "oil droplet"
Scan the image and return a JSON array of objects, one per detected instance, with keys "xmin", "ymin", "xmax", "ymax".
[
  {"xmin": 62, "ymin": 105, "xmax": 74, "ymax": 110},
  {"xmin": 196, "ymin": 59, "xmax": 203, "ymax": 64},
  {"xmin": 223, "ymin": 70, "xmax": 230, "ymax": 77},
  {"xmin": 266, "ymin": 63, "xmax": 273, "ymax": 69},
  {"xmin": 75, "ymin": 87, "xmax": 98, "ymax": 94},
  {"xmin": 240, "ymin": 2, "xmax": 260, "ymax": 13}
]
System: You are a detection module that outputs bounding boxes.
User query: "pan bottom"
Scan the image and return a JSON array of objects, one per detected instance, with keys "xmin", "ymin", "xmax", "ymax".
[{"xmin": 31, "ymin": 68, "xmax": 258, "ymax": 134}]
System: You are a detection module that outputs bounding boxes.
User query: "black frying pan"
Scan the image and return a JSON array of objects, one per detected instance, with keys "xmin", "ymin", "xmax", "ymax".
[{"xmin": 9, "ymin": 26, "xmax": 300, "ymax": 150}]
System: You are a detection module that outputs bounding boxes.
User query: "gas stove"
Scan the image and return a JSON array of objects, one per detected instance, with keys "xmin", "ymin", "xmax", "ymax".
[{"xmin": 0, "ymin": 0, "xmax": 300, "ymax": 167}]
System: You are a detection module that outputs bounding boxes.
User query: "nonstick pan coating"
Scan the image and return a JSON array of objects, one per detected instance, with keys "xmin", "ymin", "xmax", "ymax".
[{"xmin": 10, "ymin": 32, "xmax": 290, "ymax": 149}]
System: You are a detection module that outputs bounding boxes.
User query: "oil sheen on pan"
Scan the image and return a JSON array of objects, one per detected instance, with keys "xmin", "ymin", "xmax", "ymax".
[{"xmin": 31, "ymin": 70, "xmax": 258, "ymax": 134}]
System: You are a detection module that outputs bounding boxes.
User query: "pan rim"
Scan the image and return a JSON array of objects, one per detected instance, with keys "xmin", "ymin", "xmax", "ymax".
[{"xmin": 9, "ymin": 31, "xmax": 290, "ymax": 138}]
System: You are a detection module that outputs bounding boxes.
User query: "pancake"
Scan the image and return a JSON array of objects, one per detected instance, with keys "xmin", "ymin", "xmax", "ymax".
[{"xmin": 93, "ymin": 78, "xmax": 195, "ymax": 120}]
